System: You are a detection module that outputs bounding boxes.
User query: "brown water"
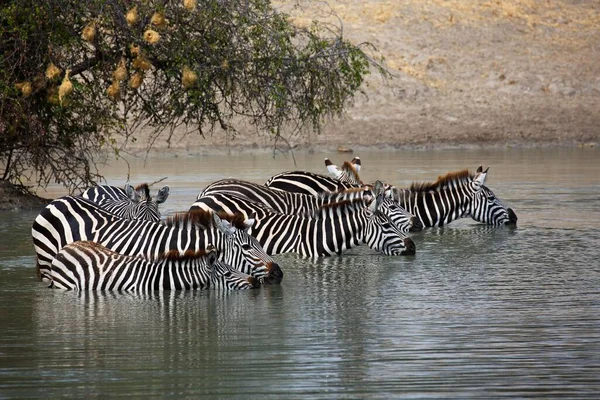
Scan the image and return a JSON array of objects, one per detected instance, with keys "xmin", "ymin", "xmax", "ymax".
[{"xmin": 1, "ymin": 147, "xmax": 599, "ymax": 398}]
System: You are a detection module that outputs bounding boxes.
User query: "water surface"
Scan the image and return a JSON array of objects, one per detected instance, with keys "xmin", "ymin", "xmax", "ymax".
[{"xmin": 1, "ymin": 147, "xmax": 599, "ymax": 398}]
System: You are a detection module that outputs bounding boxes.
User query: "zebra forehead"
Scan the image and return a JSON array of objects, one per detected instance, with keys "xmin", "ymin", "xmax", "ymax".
[
  {"xmin": 134, "ymin": 183, "xmax": 151, "ymax": 200},
  {"xmin": 409, "ymin": 169, "xmax": 474, "ymax": 192},
  {"xmin": 163, "ymin": 209, "xmax": 247, "ymax": 230}
]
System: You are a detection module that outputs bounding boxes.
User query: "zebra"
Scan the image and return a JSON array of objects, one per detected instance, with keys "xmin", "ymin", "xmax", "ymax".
[
  {"xmin": 191, "ymin": 190, "xmax": 416, "ymax": 257},
  {"xmin": 200, "ymin": 178, "xmax": 417, "ymax": 234},
  {"xmin": 48, "ymin": 241, "xmax": 259, "ymax": 291},
  {"xmin": 390, "ymin": 166, "xmax": 518, "ymax": 227},
  {"xmin": 266, "ymin": 163, "xmax": 516, "ymax": 228},
  {"xmin": 31, "ymin": 195, "xmax": 283, "ymax": 284},
  {"xmin": 81, "ymin": 183, "xmax": 170, "ymax": 222}
]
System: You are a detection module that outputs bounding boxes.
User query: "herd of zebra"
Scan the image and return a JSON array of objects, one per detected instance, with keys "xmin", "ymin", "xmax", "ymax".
[{"xmin": 31, "ymin": 157, "xmax": 518, "ymax": 292}]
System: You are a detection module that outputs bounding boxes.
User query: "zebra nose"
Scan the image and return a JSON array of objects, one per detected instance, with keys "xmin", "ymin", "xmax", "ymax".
[
  {"xmin": 409, "ymin": 216, "xmax": 423, "ymax": 232},
  {"xmin": 248, "ymin": 276, "xmax": 261, "ymax": 288},
  {"xmin": 263, "ymin": 262, "xmax": 284, "ymax": 284},
  {"xmin": 401, "ymin": 237, "xmax": 416, "ymax": 255},
  {"xmin": 506, "ymin": 208, "xmax": 518, "ymax": 226}
]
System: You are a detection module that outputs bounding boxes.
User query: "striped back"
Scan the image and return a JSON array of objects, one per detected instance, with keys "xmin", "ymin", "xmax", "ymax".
[
  {"xmin": 191, "ymin": 192, "xmax": 415, "ymax": 258},
  {"xmin": 81, "ymin": 183, "xmax": 169, "ymax": 222},
  {"xmin": 201, "ymin": 178, "xmax": 371, "ymax": 214},
  {"xmin": 48, "ymin": 241, "xmax": 259, "ymax": 291},
  {"xmin": 392, "ymin": 167, "xmax": 518, "ymax": 227},
  {"xmin": 32, "ymin": 196, "xmax": 282, "ymax": 284}
]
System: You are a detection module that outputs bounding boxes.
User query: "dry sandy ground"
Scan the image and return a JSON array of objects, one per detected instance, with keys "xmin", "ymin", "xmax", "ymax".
[{"xmin": 122, "ymin": 0, "xmax": 600, "ymax": 155}]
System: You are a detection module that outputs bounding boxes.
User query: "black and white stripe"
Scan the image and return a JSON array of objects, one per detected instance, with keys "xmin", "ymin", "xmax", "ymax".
[
  {"xmin": 48, "ymin": 241, "xmax": 259, "ymax": 291},
  {"xmin": 32, "ymin": 196, "xmax": 282, "ymax": 283},
  {"xmin": 203, "ymin": 179, "xmax": 416, "ymax": 234},
  {"xmin": 191, "ymin": 192, "xmax": 416, "ymax": 258},
  {"xmin": 391, "ymin": 166, "xmax": 518, "ymax": 227},
  {"xmin": 81, "ymin": 183, "xmax": 169, "ymax": 222}
]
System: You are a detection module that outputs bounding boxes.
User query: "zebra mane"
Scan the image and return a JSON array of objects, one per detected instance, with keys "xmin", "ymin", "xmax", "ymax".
[
  {"xmin": 134, "ymin": 183, "xmax": 151, "ymax": 200},
  {"xmin": 316, "ymin": 196, "xmax": 367, "ymax": 213},
  {"xmin": 409, "ymin": 169, "xmax": 473, "ymax": 192},
  {"xmin": 341, "ymin": 161, "xmax": 362, "ymax": 185},
  {"xmin": 163, "ymin": 209, "xmax": 247, "ymax": 230}
]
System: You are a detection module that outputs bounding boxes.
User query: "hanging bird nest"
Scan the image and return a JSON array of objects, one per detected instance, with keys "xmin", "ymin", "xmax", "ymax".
[
  {"xmin": 133, "ymin": 56, "xmax": 152, "ymax": 71},
  {"xmin": 182, "ymin": 66, "xmax": 198, "ymax": 89},
  {"xmin": 129, "ymin": 72, "xmax": 144, "ymax": 89},
  {"xmin": 183, "ymin": 0, "xmax": 197, "ymax": 11},
  {"xmin": 45, "ymin": 63, "xmax": 61, "ymax": 81},
  {"xmin": 82, "ymin": 22, "xmax": 96, "ymax": 42},
  {"xmin": 15, "ymin": 82, "xmax": 32, "ymax": 97},
  {"xmin": 126, "ymin": 6, "xmax": 139, "ymax": 26},
  {"xmin": 151, "ymin": 12, "xmax": 166, "ymax": 27},
  {"xmin": 113, "ymin": 58, "xmax": 127, "ymax": 82},
  {"xmin": 58, "ymin": 69, "xmax": 73, "ymax": 105},
  {"xmin": 144, "ymin": 29, "xmax": 160, "ymax": 44},
  {"xmin": 130, "ymin": 44, "xmax": 140, "ymax": 57},
  {"xmin": 107, "ymin": 81, "xmax": 120, "ymax": 101}
]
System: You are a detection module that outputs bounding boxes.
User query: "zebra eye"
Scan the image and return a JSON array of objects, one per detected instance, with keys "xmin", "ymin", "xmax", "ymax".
[{"xmin": 241, "ymin": 244, "xmax": 252, "ymax": 250}]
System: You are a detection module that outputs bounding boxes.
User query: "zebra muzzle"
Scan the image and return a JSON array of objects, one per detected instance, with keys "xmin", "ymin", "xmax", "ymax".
[
  {"xmin": 409, "ymin": 216, "xmax": 423, "ymax": 232},
  {"xmin": 506, "ymin": 208, "xmax": 518, "ymax": 227},
  {"xmin": 401, "ymin": 237, "xmax": 416, "ymax": 255},
  {"xmin": 263, "ymin": 262, "xmax": 284, "ymax": 284}
]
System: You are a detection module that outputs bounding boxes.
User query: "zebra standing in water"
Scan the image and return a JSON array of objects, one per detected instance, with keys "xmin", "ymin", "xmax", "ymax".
[
  {"xmin": 267, "ymin": 163, "xmax": 516, "ymax": 228},
  {"xmin": 201, "ymin": 179, "xmax": 418, "ymax": 234},
  {"xmin": 48, "ymin": 241, "xmax": 259, "ymax": 291},
  {"xmin": 192, "ymin": 190, "xmax": 416, "ymax": 257},
  {"xmin": 391, "ymin": 166, "xmax": 517, "ymax": 227},
  {"xmin": 81, "ymin": 183, "xmax": 170, "ymax": 222},
  {"xmin": 32, "ymin": 196, "xmax": 282, "ymax": 284}
]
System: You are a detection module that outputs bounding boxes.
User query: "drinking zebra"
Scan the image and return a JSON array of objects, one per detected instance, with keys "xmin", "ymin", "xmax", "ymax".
[
  {"xmin": 391, "ymin": 166, "xmax": 517, "ymax": 227},
  {"xmin": 81, "ymin": 183, "xmax": 170, "ymax": 222},
  {"xmin": 32, "ymin": 196, "xmax": 282, "ymax": 283},
  {"xmin": 48, "ymin": 241, "xmax": 259, "ymax": 291},
  {"xmin": 200, "ymin": 179, "xmax": 418, "ymax": 234},
  {"xmin": 267, "ymin": 165, "xmax": 516, "ymax": 228},
  {"xmin": 191, "ymin": 191, "xmax": 416, "ymax": 257}
]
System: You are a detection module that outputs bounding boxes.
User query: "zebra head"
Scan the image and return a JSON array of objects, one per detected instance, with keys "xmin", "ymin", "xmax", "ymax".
[
  {"xmin": 124, "ymin": 183, "xmax": 170, "ymax": 222},
  {"xmin": 468, "ymin": 167, "xmax": 518, "ymax": 227},
  {"xmin": 365, "ymin": 193, "xmax": 416, "ymax": 256},
  {"xmin": 213, "ymin": 213, "xmax": 283, "ymax": 284},
  {"xmin": 205, "ymin": 245, "xmax": 261, "ymax": 290},
  {"xmin": 372, "ymin": 181, "xmax": 423, "ymax": 233}
]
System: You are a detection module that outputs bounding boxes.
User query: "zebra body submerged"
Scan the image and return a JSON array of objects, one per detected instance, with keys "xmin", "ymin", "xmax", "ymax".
[
  {"xmin": 48, "ymin": 241, "xmax": 259, "ymax": 291},
  {"xmin": 32, "ymin": 196, "xmax": 282, "ymax": 283},
  {"xmin": 391, "ymin": 167, "xmax": 517, "ymax": 227},
  {"xmin": 191, "ymin": 192, "xmax": 415, "ymax": 258},
  {"xmin": 203, "ymin": 179, "xmax": 416, "ymax": 234},
  {"xmin": 81, "ymin": 183, "xmax": 169, "ymax": 222}
]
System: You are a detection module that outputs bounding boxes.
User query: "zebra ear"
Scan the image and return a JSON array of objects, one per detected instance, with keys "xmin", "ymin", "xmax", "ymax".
[
  {"xmin": 125, "ymin": 183, "xmax": 138, "ymax": 201},
  {"xmin": 370, "ymin": 193, "xmax": 383, "ymax": 212},
  {"xmin": 325, "ymin": 158, "xmax": 342, "ymax": 178},
  {"xmin": 243, "ymin": 217, "xmax": 255, "ymax": 230},
  {"xmin": 213, "ymin": 213, "xmax": 235, "ymax": 236},
  {"xmin": 473, "ymin": 167, "xmax": 488, "ymax": 188},
  {"xmin": 156, "ymin": 186, "xmax": 170, "ymax": 204},
  {"xmin": 351, "ymin": 157, "xmax": 361, "ymax": 172},
  {"xmin": 372, "ymin": 180, "xmax": 384, "ymax": 197},
  {"xmin": 477, "ymin": 165, "xmax": 483, "ymax": 173}
]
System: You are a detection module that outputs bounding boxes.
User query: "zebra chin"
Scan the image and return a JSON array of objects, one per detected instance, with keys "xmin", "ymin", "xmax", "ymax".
[
  {"xmin": 505, "ymin": 208, "xmax": 518, "ymax": 227},
  {"xmin": 400, "ymin": 237, "xmax": 416, "ymax": 255},
  {"xmin": 409, "ymin": 216, "xmax": 423, "ymax": 232},
  {"xmin": 262, "ymin": 262, "xmax": 284, "ymax": 284}
]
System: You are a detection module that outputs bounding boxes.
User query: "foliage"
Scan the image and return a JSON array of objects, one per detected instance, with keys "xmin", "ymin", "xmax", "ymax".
[{"xmin": 0, "ymin": 0, "xmax": 383, "ymax": 193}]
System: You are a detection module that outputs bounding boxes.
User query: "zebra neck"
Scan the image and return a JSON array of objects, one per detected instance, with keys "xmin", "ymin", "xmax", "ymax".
[{"xmin": 397, "ymin": 186, "xmax": 472, "ymax": 227}]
